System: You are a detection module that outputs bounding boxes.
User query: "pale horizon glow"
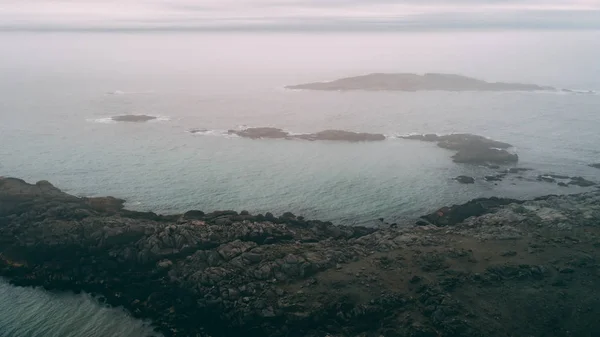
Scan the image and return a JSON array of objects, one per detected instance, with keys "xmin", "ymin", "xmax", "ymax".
[{"xmin": 1, "ymin": 0, "xmax": 599, "ymax": 30}]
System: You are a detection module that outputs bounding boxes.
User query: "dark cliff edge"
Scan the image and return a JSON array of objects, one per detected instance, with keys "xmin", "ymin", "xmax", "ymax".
[
  {"xmin": 1, "ymin": 177, "xmax": 599, "ymax": 337},
  {"xmin": 286, "ymin": 73, "xmax": 555, "ymax": 92}
]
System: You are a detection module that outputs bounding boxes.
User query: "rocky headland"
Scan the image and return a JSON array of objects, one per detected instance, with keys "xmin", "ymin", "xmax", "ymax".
[
  {"xmin": 287, "ymin": 73, "xmax": 554, "ymax": 92},
  {"xmin": 227, "ymin": 127, "xmax": 386, "ymax": 142},
  {"xmin": 1, "ymin": 177, "xmax": 599, "ymax": 337}
]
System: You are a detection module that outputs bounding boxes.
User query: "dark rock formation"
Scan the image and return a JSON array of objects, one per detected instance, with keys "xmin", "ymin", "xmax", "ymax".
[
  {"xmin": 536, "ymin": 175, "xmax": 597, "ymax": 187},
  {"xmin": 228, "ymin": 127, "xmax": 386, "ymax": 142},
  {"xmin": 420, "ymin": 197, "xmax": 521, "ymax": 227},
  {"xmin": 569, "ymin": 176, "xmax": 597, "ymax": 187},
  {"xmin": 402, "ymin": 133, "xmax": 518, "ymax": 165},
  {"xmin": 287, "ymin": 73, "xmax": 554, "ymax": 92},
  {"xmin": 454, "ymin": 176, "xmax": 475, "ymax": 184},
  {"xmin": 111, "ymin": 115, "xmax": 157, "ymax": 122},
  {"xmin": 590, "ymin": 163, "xmax": 600, "ymax": 169},
  {"xmin": 1, "ymin": 177, "xmax": 600, "ymax": 337},
  {"xmin": 484, "ymin": 175, "xmax": 504, "ymax": 182}
]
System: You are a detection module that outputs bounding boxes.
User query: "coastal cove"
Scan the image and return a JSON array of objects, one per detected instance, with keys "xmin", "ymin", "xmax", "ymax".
[
  {"xmin": 2, "ymin": 32, "xmax": 600, "ymax": 225},
  {"xmin": 1, "ymin": 30, "xmax": 600, "ymax": 336}
]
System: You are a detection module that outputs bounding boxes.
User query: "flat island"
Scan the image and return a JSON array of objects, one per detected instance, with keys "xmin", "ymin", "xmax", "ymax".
[
  {"xmin": 111, "ymin": 114, "xmax": 157, "ymax": 122},
  {"xmin": 286, "ymin": 73, "xmax": 554, "ymax": 92},
  {"xmin": 228, "ymin": 127, "xmax": 386, "ymax": 142},
  {"xmin": 1, "ymin": 177, "xmax": 599, "ymax": 337}
]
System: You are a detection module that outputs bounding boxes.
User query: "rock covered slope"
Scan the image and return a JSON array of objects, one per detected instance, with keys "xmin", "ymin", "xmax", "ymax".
[{"xmin": 1, "ymin": 177, "xmax": 599, "ymax": 337}]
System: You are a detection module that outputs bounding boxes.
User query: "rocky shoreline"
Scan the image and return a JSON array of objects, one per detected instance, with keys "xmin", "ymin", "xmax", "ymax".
[{"xmin": 1, "ymin": 177, "xmax": 599, "ymax": 337}]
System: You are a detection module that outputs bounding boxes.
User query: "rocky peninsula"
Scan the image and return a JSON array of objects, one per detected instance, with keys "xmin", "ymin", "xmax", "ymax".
[
  {"xmin": 1, "ymin": 177, "xmax": 599, "ymax": 337},
  {"xmin": 287, "ymin": 73, "xmax": 554, "ymax": 92}
]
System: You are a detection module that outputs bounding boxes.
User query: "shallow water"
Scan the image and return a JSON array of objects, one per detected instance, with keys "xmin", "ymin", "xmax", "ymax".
[
  {"xmin": 0, "ymin": 30, "xmax": 600, "ymax": 335},
  {"xmin": 0, "ymin": 279, "xmax": 160, "ymax": 337}
]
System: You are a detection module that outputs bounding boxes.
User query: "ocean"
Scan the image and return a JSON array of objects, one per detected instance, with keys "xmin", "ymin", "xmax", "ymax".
[{"xmin": 0, "ymin": 30, "xmax": 599, "ymax": 336}]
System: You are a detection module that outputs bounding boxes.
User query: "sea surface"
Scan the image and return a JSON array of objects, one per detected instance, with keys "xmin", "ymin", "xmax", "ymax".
[{"xmin": 1, "ymin": 30, "xmax": 600, "ymax": 336}]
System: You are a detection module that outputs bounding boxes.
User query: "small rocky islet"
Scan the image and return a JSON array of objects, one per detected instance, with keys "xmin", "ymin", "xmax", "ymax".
[
  {"xmin": 401, "ymin": 133, "xmax": 518, "ymax": 164},
  {"xmin": 1, "ymin": 177, "xmax": 600, "ymax": 337},
  {"xmin": 111, "ymin": 114, "xmax": 157, "ymax": 122},
  {"xmin": 227, "ymin": 127, "xmax": 386, "ymax": 142}
]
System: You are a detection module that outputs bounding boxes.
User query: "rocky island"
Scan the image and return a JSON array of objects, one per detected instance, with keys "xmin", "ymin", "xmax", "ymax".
[
  {"xmin": 401, "ymin": 133, "xmax": 518, "ymax": 164},
  {"xmin": 228, "ymin": 127, "xmax": 386, "ymax": 142},
  {"xmin": 286, "ymin": 73, "xmax": 554, "ymax": 92},
  {"xmin": 112, "ymin": 115, "xmax": 157, "ymax": 122},
  {"xmin": 1, "ymin": 177, "xmax": 599, "ymax": 337}
]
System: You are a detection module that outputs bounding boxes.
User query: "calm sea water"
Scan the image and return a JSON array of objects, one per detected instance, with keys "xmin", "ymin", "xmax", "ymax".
[
  {"xmin": 0, "ymin": 279, "xmax": 159, "ymax": 337},
  {"xmin": 1, "ymin": 31, "xmax": 600, "ymax": 335}
]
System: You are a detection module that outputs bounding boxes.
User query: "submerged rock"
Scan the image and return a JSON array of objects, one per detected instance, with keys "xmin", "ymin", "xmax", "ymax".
[
  {"xmin": 286, "ymin": 73, "xmax": 554, "ymax": 92},
  {"xmin": 569, "ymin": 176, "xmax": 597, "ymax": 187},
  {"xmin": 589, "ymin": 163, "xmax": 600, "ymax": 169},
  {"xmin": 454, "ymin": 176, "xmax": 475, "ymax": 184},
  {"xmin": 111, "ymin": 115, "xmax": 157, "ymax": 122}
]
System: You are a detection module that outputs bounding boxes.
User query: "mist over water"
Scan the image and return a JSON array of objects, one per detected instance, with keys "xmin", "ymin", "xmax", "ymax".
[{"xmin": 0, "ymin": 30, "xmax": 600, "ymax": 335}]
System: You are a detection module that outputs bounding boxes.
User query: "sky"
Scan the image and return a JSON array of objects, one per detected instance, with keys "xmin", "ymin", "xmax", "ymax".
[{"xmin": 1, "ymin": 0, "xmax": 599, "ymax": 31}]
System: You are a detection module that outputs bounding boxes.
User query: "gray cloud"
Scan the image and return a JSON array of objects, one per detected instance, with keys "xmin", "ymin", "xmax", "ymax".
[{"xmin": 0, "ymin": 0, "xmax": 599, "ymax": 31}]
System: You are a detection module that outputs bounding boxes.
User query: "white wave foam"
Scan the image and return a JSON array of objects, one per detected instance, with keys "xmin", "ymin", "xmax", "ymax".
[
  {"xmin": 188, "ymin": 129, "xmax": 238, "ymax": 138},
  {"xmin": 88, "ymin": 117, "xmax": 116, "ymax": 124},
  {"xmin": 152, "ymin": 116, "xmax": 171, "ymax": 122}
]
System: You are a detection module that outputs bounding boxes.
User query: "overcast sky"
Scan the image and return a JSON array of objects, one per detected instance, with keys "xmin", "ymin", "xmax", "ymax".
[{"xmin": 1, "ymin": 0, "xmax": 599, "ymax": 31}]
